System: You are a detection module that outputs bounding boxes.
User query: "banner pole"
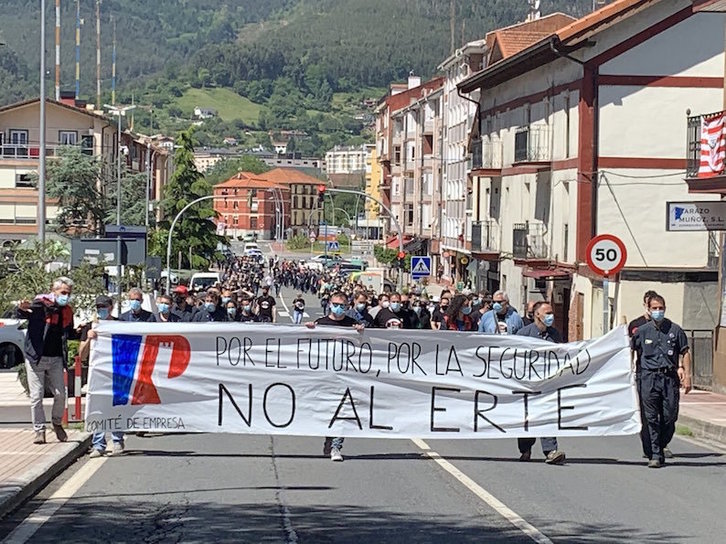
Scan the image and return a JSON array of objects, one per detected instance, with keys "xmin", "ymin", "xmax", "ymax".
[{"xmin": 603, "ymin": 273, "xmax": 609, "ymax": 335}]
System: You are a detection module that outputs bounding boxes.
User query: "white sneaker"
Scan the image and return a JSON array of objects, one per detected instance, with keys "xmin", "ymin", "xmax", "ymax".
[
  {"xmin": 109, "ymin": 442, "xmax": 125, "ymax": 456},
  {"xmin": 89, "ymin": 449, "xmax": 105, "ymax": 458},
  {"xmin": 330, "ymin": 447, "xmax": 344, "ymax": 462}
]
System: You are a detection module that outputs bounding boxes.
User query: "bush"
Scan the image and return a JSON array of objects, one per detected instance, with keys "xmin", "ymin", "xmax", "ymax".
[
  {"xmin": 286, "ymin": 234, "xmax": 310, "ymax": 251},
  {"xmin": 337, "ymin": 233, "xmax": 350, "ymax": 246}
]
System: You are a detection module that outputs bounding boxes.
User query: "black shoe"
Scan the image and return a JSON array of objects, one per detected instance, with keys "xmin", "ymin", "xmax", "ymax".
[
  {"xmin": 323, "ymin": 437, "xmax": 333, "ymax": 456},
  {"xmin": 519, "ymin": 450, "xmax": 531, "ymax": 462},
  {"xmin": 52, "ymin": 424, "xmax": 68, "ymax": 442}
]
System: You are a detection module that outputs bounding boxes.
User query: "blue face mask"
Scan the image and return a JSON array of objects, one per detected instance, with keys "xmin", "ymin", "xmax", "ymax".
[
  {"xmin": 543, "ymin": 313, "xmax": 555, "ymax": 327},
  {"xmin": 331, "ymin": 305, "xmax": 346, "ymax": 317},
  {"xmin": 204, "ymin": 302, "xmax": 216, "ymax": 312},
  {"xmin": 650, "ymin": 310, "xmax": 665, "ymax": 321},
  {"xmin": 390, "ymin": 302, "xmax": 402, "ymax": 313},
  {"xmin": 356, "ymin": 303, "xmax": 367, "ymax": 312},
  {"xmin": 492, "ymin": 302, "xmax": 503, "ymax": 313},
  {"xmin": 462, "ymin": 306, "xmax": 472, "ymax": 315},
  {"xmin": 97, "ymin": 308, "xmax": 110, "ymax": 320},
  {"xmin": 227, "ymin": 307, "xmax": 237, "ymax": 317},
  {"xmin": 157, "ymin": 303, "xmax": 170, "ymax": 314},
  {"xmin": 129, "ymin": 300, "xmax": 142, "ymax": 312},
  {"xmin": 221, "ymin": 297, "xmax": 231, "ymax": 304},
  {"xmin": 472, "ymin": 298, "xmax": 480, "ymax": 305},
  {"xmin": 243, "ymin": 305, "xmax": 252, "ymax": 313},
  {"xmin": 413, "ymin": 306, "xmax": 421, "ymax": 314},
  {"xmin": 56, "ymin": 294, "xmax": 70, "ymax": 306}
]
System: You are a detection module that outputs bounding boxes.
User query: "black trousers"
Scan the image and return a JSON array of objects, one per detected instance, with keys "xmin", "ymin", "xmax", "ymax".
[{"xmin": 640, "ymin": 369, "xmax": 679, "ymax": 462}]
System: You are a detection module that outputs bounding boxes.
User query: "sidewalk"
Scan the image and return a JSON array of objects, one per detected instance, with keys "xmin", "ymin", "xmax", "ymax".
[
  {"xmin": 678, "ymin": 389, "xmax": 726, "ymax": 447},
  {"xmin": 0, "ymin": 374, "xmax": 90, "ymax": 519}
]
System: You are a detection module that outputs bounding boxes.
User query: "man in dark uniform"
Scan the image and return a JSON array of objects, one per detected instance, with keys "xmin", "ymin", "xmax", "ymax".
[
  {"xmin": 256, "ymin": 285, "xmax": 277, "ymax": 323},
  {"xmin": 516, "ymin": 301, "xmax": 566, "ymax": 465},
  {"xmin": 628, "ymin": 289, "xmax": 661, "ymax": 459},
  {"xmin": 632, "ymin": 294, "xmax": 691, "ymax": 468},
  {"xmin": 373, "ymin": 292, "xmax": 418, "ymax": 329},
  {"xmin": 170, "ymin": 285, "xmax": 194, "ymax": 322},
  {"xmin": 119, "ymin": 288, "xmax": 156, "ymax": 322}
]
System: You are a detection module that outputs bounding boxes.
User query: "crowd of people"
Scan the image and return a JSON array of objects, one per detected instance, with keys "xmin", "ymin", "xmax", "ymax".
[{"xmin": 16, "ymin": 253, "xmax": 691, "ymax": 469}]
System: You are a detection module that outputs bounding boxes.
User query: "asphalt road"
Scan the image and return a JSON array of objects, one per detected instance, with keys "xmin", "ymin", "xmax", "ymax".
[{"xmin": 3, "ymin": 245, "xmax": 726, "ymax": 543}]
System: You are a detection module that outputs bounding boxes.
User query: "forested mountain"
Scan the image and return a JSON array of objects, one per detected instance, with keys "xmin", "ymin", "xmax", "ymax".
[{"xmin": 0, "ymin": 0, "xmax": 591, "ymax": 153}]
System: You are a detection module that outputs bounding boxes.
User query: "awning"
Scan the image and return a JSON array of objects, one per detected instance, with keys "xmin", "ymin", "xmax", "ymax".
[
  {"xmin": 522, "ymin": 267, "xmax": 572, "ymax": 280},
  {"xmin": 385, "ymin": 235, "xmax": 413, "ymax": 250}
]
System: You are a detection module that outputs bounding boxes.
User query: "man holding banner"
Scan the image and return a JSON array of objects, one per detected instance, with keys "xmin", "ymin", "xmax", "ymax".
[
  {"xmin": 306, "ymin": 291, "xmax": 364, "ymax": 462},
  {"xmin": 515, "ymin": 301, "xmax": 566, "ymax": 465}
]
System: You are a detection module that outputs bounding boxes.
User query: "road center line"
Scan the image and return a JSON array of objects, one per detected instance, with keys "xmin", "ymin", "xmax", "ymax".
[
  {"xmin": 410, "ymin": 439, "xmax": 552, "ymax": 544},
  {"xmin": 2, "ymin": 456, "xmax": 108, "ymax": 544}
]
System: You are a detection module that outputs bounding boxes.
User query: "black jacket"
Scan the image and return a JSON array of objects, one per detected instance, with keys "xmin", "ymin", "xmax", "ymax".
[{"xmin": 16, "ymin": 300, "xmax": 78, "ymax": 366}]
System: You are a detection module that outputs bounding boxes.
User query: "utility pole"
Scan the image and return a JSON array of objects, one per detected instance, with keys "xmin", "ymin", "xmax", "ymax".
[
  {"xmin": 54, "ymin": 0, "xmax": 60, "ymax": 101},
  {"xmin": 449, "ymin": 0, "xmax": 456, "ymax": 54},
  {"xmin": 39, "ymin": 0, "xmax": 47, "ymax": 245},
  {"xmin": 75, "ymin": 0, "xmax": 81, "ymax": 100},
  {"xmin": 96, "ymin": 0, "xmax": 101, "ymax": 109},
  {"xmin": 111, "ymin": 15, "xmax": 116, "ymax": 105}
]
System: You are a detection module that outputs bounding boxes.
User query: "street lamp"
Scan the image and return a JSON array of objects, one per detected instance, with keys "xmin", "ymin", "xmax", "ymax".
[
  {"xmin": 104, "ymin": 103, "xmax": 135, "ymax": 312},
  {"xmin": 38, "ymin": 0, "xmax": 47, "ymax": 245}
]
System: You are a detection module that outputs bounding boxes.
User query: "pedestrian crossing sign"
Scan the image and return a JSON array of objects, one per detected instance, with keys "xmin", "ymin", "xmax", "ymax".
[
  {"xmin": 326, "ymin": 241, "xmax": 340, "ymax": 251},
  {"xmin": 411, "ymin": 256, "xmax": 431, "ymax": 279}
]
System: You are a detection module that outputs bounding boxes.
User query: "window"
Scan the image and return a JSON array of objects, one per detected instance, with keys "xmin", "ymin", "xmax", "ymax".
[
  {"xmin": 15, "ymin": 173, "xmax": 33, "ymax": 188},
  {"xmin": 9, "ymin": 130, "xmax": 28, "ymax": 157},
  {"xmin": 405, "ymin": 204, "xmax": 414, "ymax": 226},
  {"xmin": 59, "ymin": 131, "xmax": 78, "ymax": 145},
  {"xmin": 233, "ymin": 201, "xmax": 239, "ymax": 210},
  {"xmin": 394, "ymin": 146, "xmax": 401, "ymax": 165},
  {"xmin": 250, "ymin": 217, "xmax": 258, "ymax": 230},
  {"xmin": 81, "ymin": 134, "xmax": 93, "ymax": 155}
]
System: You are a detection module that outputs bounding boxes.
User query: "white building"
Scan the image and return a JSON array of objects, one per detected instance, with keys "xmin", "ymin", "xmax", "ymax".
[
  {"xmin": 438, "ymin": 40, "xmax": 486, "ymax": 283},
  {"xmin": 459, "ymin": 0, "xmax": 725, "ymax": 340},
  {"xmin": 325, "ymin": 144, "xmax": 373, "ymax": 174}
]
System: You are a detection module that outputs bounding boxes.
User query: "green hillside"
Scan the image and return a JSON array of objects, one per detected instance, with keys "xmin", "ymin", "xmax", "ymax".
[{"xmin": 176, "ymin": 88, "xmax": 265, "ymax": 124}]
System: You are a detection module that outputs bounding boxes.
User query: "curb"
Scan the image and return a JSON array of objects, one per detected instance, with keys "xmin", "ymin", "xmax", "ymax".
[
  {"xmin": 0, "ymin": 432, "xmax": 92, "ymax": 520},
  {"xmin": 679, "ymin": 414, "xmax": 726, "ymax": 449}
]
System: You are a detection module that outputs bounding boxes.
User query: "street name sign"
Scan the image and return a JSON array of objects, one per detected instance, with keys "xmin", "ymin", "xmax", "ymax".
[{"xmin": 411, "ymin": 256, "xmax": 432, "ymax": 280}]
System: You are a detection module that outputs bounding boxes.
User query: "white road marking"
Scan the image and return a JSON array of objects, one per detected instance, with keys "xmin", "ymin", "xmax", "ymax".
[
  {"xmin": 411, "ymin": 439, "xmax": 553, "ymax": 544},
  {"xmin": 2, "ymin": 456, "xmax": 108, "ymax": 544}
]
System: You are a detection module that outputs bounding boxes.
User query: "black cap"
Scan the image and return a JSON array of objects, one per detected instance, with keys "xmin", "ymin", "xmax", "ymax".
[{"xmin": 95, "ymin": 295, "xmax": 113, "ymax": 307}]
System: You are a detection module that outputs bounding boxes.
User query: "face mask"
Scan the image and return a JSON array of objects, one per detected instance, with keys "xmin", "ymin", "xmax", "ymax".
[
  {"xmin": 129, "ymin": 300, "xmax": 142, "ymax": 312},
  {"xmin": 174, "ymin": 295, "xmax": 185, "ymax": 305},
  {"xmin": 227, "ymin": 307, "xmax": 237, "ymax": 318},
  {"xmin": 492, "ymin": 302, "xmax": 503, "ymax": 313},
  {"xmin": 381, "ymin": 301, "xmax": 390, "ymax": 309},
  {"xmin": 472, "ymin": 298, "xmax": 480, "ymax": 305},
  {"xmin": 243, "ymin": 305, "xmax": 252, "ymax": 313},
  {"xmin": 650, "ymin": 310, "xmax": 665, "ymax": 321},
  {"xmin": 221, "ymin": 297, "xmax": 231, "ymax": 304},
  {"xmin": 390, "ymin": 302, "xmax": 401, "ymax": 313},
  {"xmin": 413, "ymin": 306, "xmax": 421, "ymax": 314},
  {"xmin": 402, "ymin": 301, "xmax": 410, "ymax": 309},
  {"xmin": 204, "ymin": 302, "xmax": 216, "ymax": 312},
  {"xmin": 97, "ymin": 308, "xmax": 110, "ymax": 320},
  {"xmin": 543, "ymin": 313, "xmax": 555, "ymax": 327},
  {"xmin": 331, "ymin": 305, "xmax": 346, "ymax": 317},
  {"xmin": 157, "ymin": 303, "xmax": 170, "ymax": 314},
  {"xmin": 56, "ymin": 294, "xmax": 70, "ymax": 306},
  {"xmin": 356, "ymin": 303, "xmax": 367, "ymax": 312},
  {"xmin": 462, "ymin": 306, "xmax": 472, "ymax": 315}
]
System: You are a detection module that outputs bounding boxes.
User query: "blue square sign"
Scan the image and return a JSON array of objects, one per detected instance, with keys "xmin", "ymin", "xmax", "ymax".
[{"xmin": 411, "ymin": 256, "xmax": 431, "ymax": 279}]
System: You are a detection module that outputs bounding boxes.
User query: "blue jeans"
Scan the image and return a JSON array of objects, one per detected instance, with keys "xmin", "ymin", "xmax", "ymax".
[
  {"xmin": 293, "ymin": 310, "xmax": 304, "ymax": 324},
  {"xmin": 92, "ymin": 431, "xmax": 125, "ymax": 452}
]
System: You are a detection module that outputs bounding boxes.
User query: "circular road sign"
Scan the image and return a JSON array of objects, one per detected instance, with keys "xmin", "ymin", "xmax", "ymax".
[
  {"xmin": 309, "ymin": 233, "xmax": 316, "ymax": 242},
  {"xmin": 586, "ymin": 234, "xmax": 627, "ymax": 277}
]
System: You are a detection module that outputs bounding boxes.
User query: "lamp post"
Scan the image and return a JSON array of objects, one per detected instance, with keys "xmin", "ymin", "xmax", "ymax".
[
  {"xmin": 38, "ymin": 0, "xmax": 47, "ymax": 245},
  {"xmin": 104, "ymin": 103, "xmax": 136, "ymax": 312}
]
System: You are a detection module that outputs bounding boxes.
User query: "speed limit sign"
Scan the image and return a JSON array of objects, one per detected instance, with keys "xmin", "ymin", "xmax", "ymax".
[{"xmin": 586, "ymin": 234, "xmax": 627, "ymax": 276}]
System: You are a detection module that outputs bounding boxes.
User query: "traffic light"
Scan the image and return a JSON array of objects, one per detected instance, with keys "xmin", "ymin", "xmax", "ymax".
[
  {"xmin": 396, "ymin": 250, "xmax": 406, "ymax": 269},
  {"xmin": 317, "ymin": 184, "xmax": 326, "ymax": 206}
]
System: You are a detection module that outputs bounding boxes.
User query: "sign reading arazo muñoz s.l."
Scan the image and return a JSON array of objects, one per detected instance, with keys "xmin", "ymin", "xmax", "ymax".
[{"xmin": 85, "ymin": 323, "xmax": 640, "ymax": 438}]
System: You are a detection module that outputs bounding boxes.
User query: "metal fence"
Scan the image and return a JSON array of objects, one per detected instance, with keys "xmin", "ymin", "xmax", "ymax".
[{"xmin": 686, "ymin": 329, "xmax": 713, "ymax": 390}]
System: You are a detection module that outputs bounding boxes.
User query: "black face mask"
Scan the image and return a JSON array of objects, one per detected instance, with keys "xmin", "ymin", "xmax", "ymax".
[{"xmin": 174, "ymin": 295, "xmax": 185, "ymax": 305}]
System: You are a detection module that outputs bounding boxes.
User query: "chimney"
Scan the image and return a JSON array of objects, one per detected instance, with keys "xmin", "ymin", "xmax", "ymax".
[
  {"xmin": 408, "ymin": 71, "xmax": 421, "ymax": 90},
  {"xmin": 59, "ymin": 90, "xmax": 77, "ymax": 107}
]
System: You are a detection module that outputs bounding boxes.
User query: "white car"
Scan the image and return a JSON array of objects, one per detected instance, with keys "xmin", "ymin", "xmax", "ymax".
[
  {"xmin": 190, "ymin": 271, "xmax": 222, "ymax": 292},
  {"xmin": 0, "ymin": 319, "xmax": 25, "ymax": 370}
]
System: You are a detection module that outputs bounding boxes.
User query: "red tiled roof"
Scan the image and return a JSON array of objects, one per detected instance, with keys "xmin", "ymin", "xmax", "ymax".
[
  {"xmin": 485, "ymin": 13, "xmax": 576, "ymax": 63},
  {"xmin": 260, "ymin": 167, "xmax": 324, "ymax": 185},
  {"xmin": 386, "ymin": 77, "xmax": 444, "ymax": 113},
  {"xmin": 215, "ymin": 172, "xmax": 287, "ymax": 191}
]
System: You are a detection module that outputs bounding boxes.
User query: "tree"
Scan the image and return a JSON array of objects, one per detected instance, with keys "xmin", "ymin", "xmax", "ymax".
[
  {"xmin": 205, "ymin": 156, "xmax": 271, "ymax": 185},
  {"xmin": 105, "ymin": 171, "xmax": 151, "ymax": 227},
  {"xmin": 43, "ymin": 147, "xmax": 110, "ymax": 236},
  {"xmin": 157, "ymin": 129, "xmax": 221, "ymax": 269}
]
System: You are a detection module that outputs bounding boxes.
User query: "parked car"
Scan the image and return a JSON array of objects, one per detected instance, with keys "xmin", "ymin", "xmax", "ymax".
[
  {"xmin": 0, "ymin": 319, "xmax": 25, "ymax": 370},
  {"xmin": 190, "ymin": 271, "xmax": 222, "ymax": 292}
]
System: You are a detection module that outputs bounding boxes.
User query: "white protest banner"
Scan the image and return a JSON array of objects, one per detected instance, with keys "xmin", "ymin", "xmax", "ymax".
[{"xmin": 85, "ymin": 323, "xmax": 640, "ymax": 439}]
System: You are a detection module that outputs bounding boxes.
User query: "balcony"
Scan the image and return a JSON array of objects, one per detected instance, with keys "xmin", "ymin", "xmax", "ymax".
[
  {"xmin": 0, "ymin": 142, "xmax": 93, "ymax": 160},
  {"xmin": 471, "ymin": 220, "xmax": 500, "ymax": 255},
  {"xmin": 686, "ymin": 110, "xmax": 726, "ymax": 194},
  {"xmin": 512, "ymin": 222, "xmax": 548, "ymax": 261},
  {"xmin": 513, "ymin": 125, "xmax": 551, "ymax": 164},
  {"xmin": 471, "ymin": 138, "xmax": 503, "ymax": 173}
]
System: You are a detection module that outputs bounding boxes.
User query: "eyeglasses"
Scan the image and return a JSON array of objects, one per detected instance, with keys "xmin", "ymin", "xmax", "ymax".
[{"xmin": 331, "ymin": 303, "xmax": 346, "ymax": 308}]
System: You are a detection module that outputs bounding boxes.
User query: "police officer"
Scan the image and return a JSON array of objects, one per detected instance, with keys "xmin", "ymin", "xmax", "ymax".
[{"xmin": 631, "ymin": 294, "xmax": 692, "ymax": 468}]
